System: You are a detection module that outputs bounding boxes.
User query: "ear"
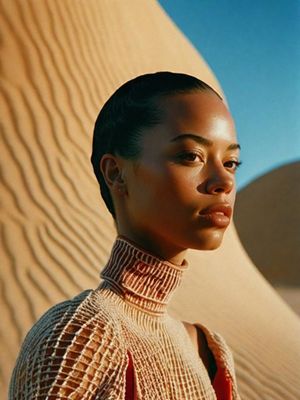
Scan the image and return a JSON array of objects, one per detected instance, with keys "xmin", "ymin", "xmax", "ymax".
[{"xmin": 100, "ymin": 154, "xmax": 127, "ymax": 195}]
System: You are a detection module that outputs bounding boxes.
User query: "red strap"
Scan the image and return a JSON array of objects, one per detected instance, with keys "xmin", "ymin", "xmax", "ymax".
[
  {"xmin": 125, "ymin": 351, "xmax": 136, "ymax": 400},
  {"xmin": 212, "ymin": 366, "xmax": 233, "ymax": 400}
]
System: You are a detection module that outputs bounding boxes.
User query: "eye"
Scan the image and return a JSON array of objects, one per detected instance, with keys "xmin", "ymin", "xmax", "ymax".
[
  {"xmin": 177, "ymin": 151, "xmax": 204, "ymax": 163},
  {"xmin": 224, "ymin": 160, "xmax": 242, "ymax": 171}
]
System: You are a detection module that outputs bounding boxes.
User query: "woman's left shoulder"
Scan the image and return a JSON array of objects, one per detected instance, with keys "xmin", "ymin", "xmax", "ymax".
[{"xmin": 193, "ymin": 322, "xmax": 241, "ymax": 400}]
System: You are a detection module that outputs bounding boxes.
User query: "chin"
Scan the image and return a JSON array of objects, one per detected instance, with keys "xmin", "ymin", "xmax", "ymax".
[
  {"xmin": 191, "ymin": 229, "xmax": 225, "ymax": 251},
  {"xmin": 203, "ymin": 241, "xmax": 222, "ymax": 251}
]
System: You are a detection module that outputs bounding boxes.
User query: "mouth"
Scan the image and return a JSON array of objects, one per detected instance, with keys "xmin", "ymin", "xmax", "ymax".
[
  {"xmin": 199, "ymin": 203, "xmax": 232, "ymax": 228},
  {"xmin": 200, "ymin": 203, "xmax": 232, "ymax": 218}
]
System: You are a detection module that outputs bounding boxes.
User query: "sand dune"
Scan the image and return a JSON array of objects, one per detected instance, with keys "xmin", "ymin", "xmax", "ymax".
[
  {"xmin": 234, "ymin": 162, "xmax": 300, "ymax": 315},
  {"xmin": 1, "ymin": 1, "xmax": 299, "ymax": 398},
  {"xmin": 235, "ymin": 161, "xmax": 300, "ymax": 285},
  {"xmin": 273, "ymin": 285, "xmax": 300, "ymax": 317}
]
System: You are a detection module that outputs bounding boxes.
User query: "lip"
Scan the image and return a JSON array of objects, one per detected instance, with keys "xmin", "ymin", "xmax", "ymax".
[
  {"xmin": 200, "ymin": 203, "xmax": 232, "ymax": 219},
  {"xmin": 199, "ymin": 203, "xmax": 232, "ymax": 228}
]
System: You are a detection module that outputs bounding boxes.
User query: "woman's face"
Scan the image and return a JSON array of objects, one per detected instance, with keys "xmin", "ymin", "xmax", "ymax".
[{"xmin": 117, "ymin": 90, "xmax": 240, "ymax": 254}]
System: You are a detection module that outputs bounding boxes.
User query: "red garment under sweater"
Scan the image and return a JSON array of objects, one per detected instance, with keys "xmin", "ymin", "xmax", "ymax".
[{"xmin": 125, "ymin": 351, "xmax": 232, "ymax": 400}]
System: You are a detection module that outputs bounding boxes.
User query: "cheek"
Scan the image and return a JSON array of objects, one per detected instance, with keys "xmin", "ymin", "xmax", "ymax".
[
  {"xmin": 230, "ymin": 185, "xmax": 237, "ymax": 207},
  {"xmin": 164, "ymin": 167, "xmax": 199, "ymax": 199},
  {"xmin": 130, "ymin": 166, "xmax": 187, "ymax": 208},
  {"xmin": 151, "ymin": 168, "xmax": 201, "ymax": 217},
  {"xmin": 129, "ymin": 162, "xmax": 203, "ymax": 220},
  {"xmin": 128, "ymin": 166, "xmax": 163, "ymax": 211}
]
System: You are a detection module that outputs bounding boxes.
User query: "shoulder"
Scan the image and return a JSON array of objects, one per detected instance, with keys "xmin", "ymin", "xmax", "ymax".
[
  {"xmin": 182, "ymin": 321, "xmax": 217, "ymax": 381},
  {"xmin": 10, "ymin": 289, "xmax": 127, "ymax": 399},
  {"xmin": 194, "ymin": 322, "xmax": 241, "ymax": 399},
  {"xmin": 17, "ymin": 289, "xmax": 124, "ymax": 351},
  {"xmin": 194, "ymin": 322, "xmax": 236, "ymax": 370}
]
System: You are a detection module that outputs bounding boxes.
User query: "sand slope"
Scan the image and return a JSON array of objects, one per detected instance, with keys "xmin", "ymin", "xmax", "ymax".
[
  {"xmin": 1, "ymin": 1, "xmax": 300, "ymax": 398},
  {"xmin": 234, "ymin": 161, "xmax": 300, "ymax": 286},
  {"xmin": 234, "ymin": 162, "xmax": 300, "ymax": 318}
]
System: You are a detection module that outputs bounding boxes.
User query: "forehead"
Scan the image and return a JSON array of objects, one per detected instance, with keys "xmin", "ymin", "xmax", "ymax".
[{"xmin": 157, "ymin": 91, "xmax": 237, "ymax": 143}]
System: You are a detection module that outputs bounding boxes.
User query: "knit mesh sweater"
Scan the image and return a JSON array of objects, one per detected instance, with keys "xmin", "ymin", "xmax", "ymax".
[{"xmin": 9, "ymin": 236, "xmax": 241, "ymax": 400}]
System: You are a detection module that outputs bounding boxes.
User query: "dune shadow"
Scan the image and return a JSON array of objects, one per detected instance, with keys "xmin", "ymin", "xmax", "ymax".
[{"xmin": 234, "ymin": 161, "xmax": 300, "ymax": 314}]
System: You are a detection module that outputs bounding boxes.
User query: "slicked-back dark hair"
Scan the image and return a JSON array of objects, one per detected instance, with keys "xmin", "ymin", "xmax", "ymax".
[{"xmin": 90, "ymin": 71, "xmax": 222, "ymax": 219}]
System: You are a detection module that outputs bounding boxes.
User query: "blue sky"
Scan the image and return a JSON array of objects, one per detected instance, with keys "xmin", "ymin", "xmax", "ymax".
[{"xmin": 159, "ymin": 0, "xmax": 300, "ymax": 189}]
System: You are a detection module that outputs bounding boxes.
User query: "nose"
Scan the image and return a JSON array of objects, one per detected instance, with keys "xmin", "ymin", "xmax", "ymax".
[{"xmin": 205, "ymin": 167, "xmax": 234, "ymax": 195}]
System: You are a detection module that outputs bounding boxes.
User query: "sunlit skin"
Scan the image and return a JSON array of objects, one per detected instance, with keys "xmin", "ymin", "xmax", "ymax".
[{"xmin": 100, "ymin": 90, "xmax": 240, "ymax": 266}]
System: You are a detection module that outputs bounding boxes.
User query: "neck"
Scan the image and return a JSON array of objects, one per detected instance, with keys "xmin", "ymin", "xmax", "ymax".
[
  {"xmin": 116, "ymin": 228, "xmax": 188, "ymax": 265},
  {"xmin": 99, "ymin": 235, "xmax": 189, "ymax": 316}
]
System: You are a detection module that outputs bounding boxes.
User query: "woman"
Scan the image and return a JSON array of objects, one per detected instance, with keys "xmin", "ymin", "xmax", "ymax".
[{"xmin": 10, "ymin": 72, "xmax": 242, "ymax": 399}]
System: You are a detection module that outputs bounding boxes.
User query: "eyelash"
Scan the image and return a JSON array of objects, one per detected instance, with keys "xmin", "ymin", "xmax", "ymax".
[
  {"xmin": 178, "ymin": 152, "xmax": 242, "ymax": 171},
  {"xmin": 224, "ymin": 160, "xmax": 243, "ymax": 171}
]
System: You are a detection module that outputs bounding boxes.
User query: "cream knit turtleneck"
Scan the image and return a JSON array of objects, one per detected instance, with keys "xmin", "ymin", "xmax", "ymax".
[
  {"xmin": 99, "ymin": 235, "xmax": 189, "ymax": 316},
  {"xmin": 9, "ymin": 236, "xmax": 241, "ymax": 400}
]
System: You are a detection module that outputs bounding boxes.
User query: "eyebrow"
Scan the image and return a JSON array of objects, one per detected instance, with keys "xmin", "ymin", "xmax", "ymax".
[{"xmin": 170, "ymin": 133, "xmax": 241, "ymax": 151}]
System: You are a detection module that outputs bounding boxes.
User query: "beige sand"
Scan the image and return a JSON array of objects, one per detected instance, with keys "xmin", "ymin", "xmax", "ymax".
[
  {"xmin": 234, "ymin": 161, "xmax": 300, "ymax": 287},
  {"xmin": 234, "ymin": 162, "xmax": 300, "ymax": 318},
  {"xmin": 1, "ymin": 1, "xmax": 299, "ymax": 398}
]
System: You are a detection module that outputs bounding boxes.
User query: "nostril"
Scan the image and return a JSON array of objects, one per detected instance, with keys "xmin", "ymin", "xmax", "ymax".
[{"xmin": 206, "ymin": 179, "xmax": 234, "ymax": 195}]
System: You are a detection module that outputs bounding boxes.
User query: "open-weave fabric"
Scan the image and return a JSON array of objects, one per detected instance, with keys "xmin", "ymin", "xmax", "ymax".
[{"xmin": 10, "ymin": 236, "xmax": 241, "ymax": 399}]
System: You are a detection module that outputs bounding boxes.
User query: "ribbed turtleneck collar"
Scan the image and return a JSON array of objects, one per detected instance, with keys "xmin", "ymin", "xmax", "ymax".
[{"xmin": 99, "ymin": 235, "xmax": 189, "ymax": 316}]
